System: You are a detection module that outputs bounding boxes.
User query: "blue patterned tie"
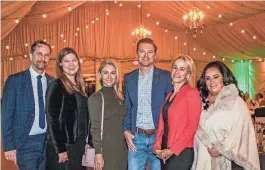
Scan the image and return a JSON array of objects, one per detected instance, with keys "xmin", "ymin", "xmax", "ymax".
[{"xmin": 37, "ymin": 75, "xmax": 45, "ymax": 129}]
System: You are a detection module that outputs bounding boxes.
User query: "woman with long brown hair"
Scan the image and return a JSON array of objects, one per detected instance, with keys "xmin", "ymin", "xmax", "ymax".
[
  {"xmin": 88, "ymin": 60, "xmax": 127, "ymax": 170},
  {"xmin": 46, "ymin": 47, "xmax": 88, "ymax": 170}
]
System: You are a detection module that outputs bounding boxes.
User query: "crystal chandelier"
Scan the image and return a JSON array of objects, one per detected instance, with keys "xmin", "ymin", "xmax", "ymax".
[
  {"xmin": 183, "ymin": 5, "xmax": 204, "ymax": 38},
  {"xmin": 132, "ymin": 1, "xmax": 151, "ymax": 42}
]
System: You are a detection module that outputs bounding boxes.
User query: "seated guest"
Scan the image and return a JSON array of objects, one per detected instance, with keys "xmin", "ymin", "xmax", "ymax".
[
  {"xmin": 46, "ymin": 47, "xmax": 88, "ymax": 170},
  {"xmin": 153, "ymin": 55, "xmax": 202, "ymax": 170},
  {"xmin": 255, "ymin": 99, "xmax": 265, "ymax": 117}
]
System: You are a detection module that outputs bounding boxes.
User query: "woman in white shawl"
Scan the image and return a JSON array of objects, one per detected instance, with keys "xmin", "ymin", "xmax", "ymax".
[{"xmin": 191, "ymin": 61, "xmax": 260, "ymax": 170}]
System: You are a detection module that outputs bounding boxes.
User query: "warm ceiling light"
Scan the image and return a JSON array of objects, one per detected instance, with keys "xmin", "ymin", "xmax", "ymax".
[
  {"xmin": 253, "ymin": 35, "xmax": 257, "ymax": 39},
  {"xmin": 25, "ymin": 43, "xmax": 28, "ymax": 47},
  {"xmin": 258, "ymin": 58, "xmax": 262, "ymax": 62},
  {"xmin": 193, "ymin": 48, "xmax": 196, "ymax": 51},
  {"xmin": 63, "ymin": 40, "xmax": 66, "ymax": 43},
  {"xmin": 42, "ymin": 13, "xmax": 47, "ymax": 18},
  {"xmin": 207, "ymin": 6, "xmax": 210, "ymax": 9},
  {"xmin": 77, "ymin": 27, "xmax": 80, "ymax": 31},
  {"xmin": 92, "ymin": 20, "xmax": 95, "ymax": 24},
  {"xmin": 24, "ymin": 55, "xmax": 27, "ymax": 58},
  {"xmin": 203, "ymin": 52, "xmax": 206, "ymax": 55},
  {"xmin": 15, "ymin": 18, "xmax": 19, "ymax": 24},
  {"xmin": 222, "ymin": 58, "xmax": 225, "ymax": 61},
  {"xmin": 156, "ymin": 21, "xmax": 159, "ymax": 25},
  {"xmin": 43, "ymin": 39, "xmax": 46, "ymax": 42},
  {"xmin": 250, "ymin": 60, "xmax": 252, "ymax": 62},
  {"xmin": 60, "ymin": 34, "xmax": 63, "ymax": 38},
  {"xmin": 241, "ymin": 29, "xmax": 245, "ymax": 33},
  {"xmin": 147, "ymin": 13, "xmax": 150, "ymax": 17},
  {"xmin": 86, "ymin": 25, "xmax": 88, "ymax": 28},
  {"xmin": 51, "ymin": 45, "xmax": 54, "ymax": 48},
  {"xmin": 184, "ymin": 42, "xmax": 187, "ymax": 46},
  {"xmin": 6, "ymin": 46, "xmax": 9, "ymax": 49},
  {"xmin": 175, "ymin": 36, "xmax": 178, "ymax": 39},
  {"xmin": 230, "ymin": 22, "xmax": 233, "ymax": 26},
  {"xmin": 114, "ymin": 0, "xmax": 117, "ymax": 3},
  {"xmin": 106, "ymin": 12, "xmax": 109, "ymax": 15},
  {"xmin": 232, "ymin": 60, "xmax": 234, "ymax": 63},
  {"xmin": 75, "ymin": 33, "xmax": 78, "ymax": 36},
  {"xmin": 165, "ymin": 30, "xmax": 168, "ymax": 32},
  {"xmin": 119, "ymin": 3, "xmax": 122, "ymax": 7},
  {"xmin": 9, "ymin": 58, "xmax": 13, "ymax": 61},
  {"xmin": 138, "ymin": 4, "xmax": 141, "ymax": 8},
  {"xmin": 218, "ymin": 14, "xmax": 222, "ymax": 18},
  {"xmin": 96, "ymin": 18, "xmax": 99, "ymax": 21},
  {"xmin": 213, "ymin": 55, "xmax": 216, "ymax": 58},
  {"xmin": 105, "ymin": 9, "xmax": 108, "ymax": 12},
  {"xmin": 68, "ymin": 6, "xmax": 72, "ymax": 11},
  {"xmin": 183, "ymin": 6, "xmax": 204, "ymax": 38}
]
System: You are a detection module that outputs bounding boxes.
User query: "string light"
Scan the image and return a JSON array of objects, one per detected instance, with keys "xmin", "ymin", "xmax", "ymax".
[
  {"xmin": 147, "ymin": 13, "xmax": 150, "ymax": 17},
  {"xmin": 213, "ymin": 55, "xmax": 216, "ymax": 58},
  {"xmin": 68, "ymin": 6, "xmax": 72, "ymax": 11},
  {"xmin": 24, "ymin": 55, "xmax": 27, "ymax": 58},
  {"xmin": 241, "ymin": 29, "xmax": 245, "ymax": 33},
  {"xmin": 42, "ymin": 13, "xmax": 47, "ymax": 19},
  {"xmin": 51, "ymin": 45, "xmax": 54, "ymax": 48},
  {"xmin": 203, "ymin": 52, "xmax": 206, "ymax": 55},
  {"xmin": 184, "ymin": 42, "xmax": 187, "ymax": 46},
  {"xmin": 175, "ymin": 36, "xmax": 178, "ymax": 39},
  {"xmin": 222, "ymin": 58, "xmax": 225, "ymax": 61},
  {"xmin": 138, "ymin": 4, "xmax": 141, "ymax": 8},
  {"xmin": 75, "ymin": 33, "xmax": 78, "ymax": 36},
  {"xmin": 232, "ymin": 60, "xmax": 234, "ymax": 63},
  {"xmin": 6, "ymin": 46, "xmax": 9, "ymax": 50},
  {"xmin": 9, "ymin": 58, "xmax": 13, "ymax": 61},
  {"xmin": 207, "ymin": 6, "xmax": 210, "ymax": 9},
  {"xmin": 106, "ymin": 12, "xmax": 109, "ymax": 15},
  {"xmin": 218, "ymin": 14, "xmax": 222, "ymax": 18},
  {"xmin": 60, "ymin": 34, "xmax": 64, "ymax": 38},
  {"xmin": 230, "ymin": 22, "xmax": 233, "ymax": 26},
  {"xmin": 43, "ymin": 39, "xmax": 46, "ymax": 42},
  {"xmin": 156, "ymin": 21, "xmax": 159, "ymax": 25},
  {"xmin": 15, "ymin": 18, "xmax": 19, "ymax": 24},
  {"xmin": 119, "ymin": 3, "xmax": 122, "ymax": 7},
  {"xmin": 165, "ymin": 29, "xmax": 168, "ymax": 32},
  {"xmin": 96, "ymin": 18, "xmax": 99, "ymax": 21},
  {"xmin": 92, "ymin": 20, "xmax": 95, "ymax": 24},
  {"xmin": 86, "ymin": 25, "xmax": 89, "ymax": 28},
  {"xmin": 193, "ymin": 48, "xmax": 196, "ymax": 51},
  {"xmin": 25, "ymin": 43, "xmax": 28, "ymax": 47},
  {"xmin": 253, "ymin": 35, "xmax": 256, "ymax": 40},
  {"xmin": 77, "ymin": 27, "xmax": 80, "ymax": 31},
  {"xmin": 63, "ymin": 40, "xmax": 66, "ymax": 43}
]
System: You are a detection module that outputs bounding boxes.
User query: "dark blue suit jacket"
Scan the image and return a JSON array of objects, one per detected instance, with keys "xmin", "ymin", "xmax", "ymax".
[
  {"xmin": 1, "ymin": 69, "xmax": 53, "ymax": 152},
  {"xmin": 123, "ymin": 67, "xmax": 173, "ymax": 134}
]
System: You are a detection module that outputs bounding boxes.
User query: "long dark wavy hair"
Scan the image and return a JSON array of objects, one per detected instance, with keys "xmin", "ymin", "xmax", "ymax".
[{"xmin": 197, "ymin": 61, "xmax": 243, "ymax": 110}]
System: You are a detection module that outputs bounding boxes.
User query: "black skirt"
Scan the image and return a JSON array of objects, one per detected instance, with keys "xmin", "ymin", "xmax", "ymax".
[{"xmin": 161, "ymin": 148, "xmax": 194, "ymax": 170}]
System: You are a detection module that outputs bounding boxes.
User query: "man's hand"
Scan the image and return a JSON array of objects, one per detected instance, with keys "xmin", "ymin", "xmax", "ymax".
[
  {"xmin": 5, "ymin": 150, "xmax": 17, "ymax": 164},
  {"xmin": 58, "ymin": 152, "xmax": 68, "ymax": 163},
  {"xmin": 124, "ymin": 131, "xmax": 137, "ymax": 152},
  {"xmin": 94, "ymin": 154, "xmax": 104, "ymax": 170}
]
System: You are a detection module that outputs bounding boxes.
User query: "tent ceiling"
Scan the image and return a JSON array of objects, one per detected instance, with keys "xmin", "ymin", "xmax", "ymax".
[{"xmin": 1, "ymin": 1, "xmax": 265, "ymax": 60}]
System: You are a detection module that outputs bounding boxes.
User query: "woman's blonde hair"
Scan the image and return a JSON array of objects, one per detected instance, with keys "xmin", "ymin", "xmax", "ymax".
[
  {"xmin": 98, "ymin": 60, "xmax": 124, "ymax": 101},
  {"xmin": 172, "ymin": 55, "xmax": 195, "ymax": 84},
  {"xmin": 56, "ymin": 47, "xmax": 87, "ymax": 96}
]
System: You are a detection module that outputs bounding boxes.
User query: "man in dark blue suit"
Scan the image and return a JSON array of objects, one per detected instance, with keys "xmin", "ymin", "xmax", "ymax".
[
  {"xmin": 1, "ymin": 40, "xmax": 53, "ymax": 170},
  {"xmin": 123, "ymin": 38, "xmax": 173, "ymax": 170}
]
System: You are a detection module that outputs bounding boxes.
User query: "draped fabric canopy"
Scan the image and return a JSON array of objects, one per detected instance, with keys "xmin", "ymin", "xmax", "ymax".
[{"xmin": 1, "ymin": 1, "xmax": 265, "ymax": 95}]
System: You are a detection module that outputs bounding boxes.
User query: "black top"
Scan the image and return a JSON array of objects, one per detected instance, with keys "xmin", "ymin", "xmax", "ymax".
[
  {"xmin": 75, "ymin": 92, "xmax": 88, "ymax": 137},
  {"xmin": 162, "ymin": 93, "xmax": 175, "ymax": 149}
]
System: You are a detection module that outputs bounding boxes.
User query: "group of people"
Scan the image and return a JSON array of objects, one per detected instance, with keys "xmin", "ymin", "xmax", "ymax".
[
  {"xmin": 244, "ymin": 91, "xmax": 265, "ymax": 111},
  {"xmin": 1, "ymin": 38, "xmax": 260, "ymax": 170}
]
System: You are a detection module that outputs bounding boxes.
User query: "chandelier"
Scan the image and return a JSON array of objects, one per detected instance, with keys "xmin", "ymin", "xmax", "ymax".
[
  {"xmin": 132, "ymin": 1, "xmax": 151, "ymax": 42},
  {"xmin": 183, "ymin": 6, "xmax": 204, "ymax": 38}
]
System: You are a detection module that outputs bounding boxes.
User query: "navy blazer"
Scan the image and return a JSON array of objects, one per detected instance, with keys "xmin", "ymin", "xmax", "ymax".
[
  {"xmin": 1, "ymin": 69, "xmax": 53, "ymax": 152},
  {"xmin": 123, "ymin": 67, "xmax": 173, "ymax": 134}
]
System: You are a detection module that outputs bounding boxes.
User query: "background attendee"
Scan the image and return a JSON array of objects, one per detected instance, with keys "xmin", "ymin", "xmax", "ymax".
[
  {"xmin": 46, "ymin": 47, "xmax": 88, "ymax": 170},
  {"xmin": 153, "ymin": 55, "xmax": 202, "ymax": 170},
  {"xmin": 88, "ymin": 60, "xmax": 127, "ymax": 170},
  {"xmin": 1, "ymin": 40, "xmax": 53, "ymax": 170},
  {"xmin": 192, "ymin": 61, "xmax": 260, "ymax": 170},
  {"xmin": 123, "ymin": 38, "xmax": 173, "ymax": 170}
]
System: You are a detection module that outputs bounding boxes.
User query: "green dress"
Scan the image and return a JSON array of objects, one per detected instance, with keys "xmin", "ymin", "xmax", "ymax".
[{"xmin": 88, "ymin": 86, "xmax": 127, "ymax": 170}]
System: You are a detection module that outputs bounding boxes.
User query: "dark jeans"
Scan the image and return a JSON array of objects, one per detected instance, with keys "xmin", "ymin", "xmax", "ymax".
[
  {"xmin": 161, "ymin": 148, "xmax": 194, "ymax": 170},
  {"xmin": 46, "ymin": 135, "xmax": 86, "ymax": 170},
  {"xmin": 17, "ymin": 134, "xmax": 46, "ymax": 170}
]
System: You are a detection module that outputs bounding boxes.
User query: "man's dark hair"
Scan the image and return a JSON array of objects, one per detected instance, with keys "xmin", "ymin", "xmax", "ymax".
[
  {"xmin": 136, "ymin": 38, "xmax": 157, "ymax": 53},
  {"xmin": 30, "ymin": 40, "xmax": 51, "ymax": 54}
]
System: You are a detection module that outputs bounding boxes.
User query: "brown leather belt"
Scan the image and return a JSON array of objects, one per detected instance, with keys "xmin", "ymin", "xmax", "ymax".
[{"xmin": 136, "ymin": 128, "xmax": 156, "ymax": 135}]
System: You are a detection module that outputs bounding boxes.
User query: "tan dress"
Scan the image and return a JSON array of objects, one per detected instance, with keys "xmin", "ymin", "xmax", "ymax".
[{"xmin": 191, "ymin": 84, "xmax": 260, "ymax": 170}]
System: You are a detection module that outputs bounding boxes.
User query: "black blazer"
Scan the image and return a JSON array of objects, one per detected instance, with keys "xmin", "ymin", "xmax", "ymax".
[
  {"xmin": 46, "ymin": 78, "xmax": 88, "ymax": 154},
  {"xmin": 254, "ymin": 107, "xmax": 265, "ymax": 117}
]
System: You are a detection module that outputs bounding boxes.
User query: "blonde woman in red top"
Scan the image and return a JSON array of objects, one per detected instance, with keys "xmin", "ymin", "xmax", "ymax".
[{"xmin": 153, "ymin": 55, "xmax": 202, "ymax": 170}]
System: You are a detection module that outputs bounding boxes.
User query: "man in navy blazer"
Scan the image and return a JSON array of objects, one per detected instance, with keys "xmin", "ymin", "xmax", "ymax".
[
  {"xmin": 1, "ymin": 40, "xmax": 53, "ymax": 170},
  {"xmin": 123, "ymin": 38, "xmax": 173, "ymax": 170}
]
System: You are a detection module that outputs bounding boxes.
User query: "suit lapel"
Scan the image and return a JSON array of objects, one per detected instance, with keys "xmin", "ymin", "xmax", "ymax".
[
  {"xmin": 45, "ymin": 73, "xmax": 53, "ymax": 86},
  {"xmin": 24, "ymin": 69, "xmax": 35, "ymax": 107},
  {"xmin": 132, "ymin": 69, "xmax": 139, "ymax": 105},
  {"xmin": 151, "ymin": 67, "xmax": 160, "ymax": 105}
]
